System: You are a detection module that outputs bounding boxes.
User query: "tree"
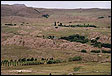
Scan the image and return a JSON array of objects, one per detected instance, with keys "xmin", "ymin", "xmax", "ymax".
[
  {"xmin": 47, "ymin": 60, "xmax": 55, "ymax": 64},
  {"xmin": 58, "ymin": 23, "xmax": 63, "ymax": 26},
  {"xmin": 30, "ymin": 57, "xmax": 34, "ymax": 61},
  {"xmin": 10, "ymin": 60, "xmax": 13, "ymax": 62},
  {"xmin": 50, "ymin": 58, "xmax": 53, "ymax": 60},
  {"xmin": 27, "ymin": 58, "xmax": 31, "ymax": 61},
  {"xmin": 18, "ymin": 58, "xmax": 22, "ymax": 62},
  {"xmin": 21, "ymin": 58, "xmax": 26, "ymax": 62},
  {"xmin": 34, "ymin": 58, "xmax": 37, "ymax": 61},
  {"xmin": 49, "ymin": 73, "xmax": 52, "ymax": 75},
  {"xmin": 41, "ymin": 58, "xmax": 45, "ymax": 60},
  {"xmin": 54, "ymin": 22, "xmax": 56, "ymax": 26}
]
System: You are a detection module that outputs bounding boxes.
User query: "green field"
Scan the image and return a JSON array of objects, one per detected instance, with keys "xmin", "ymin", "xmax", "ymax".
[{"xmin": 1, "ymin": 61, "xmax": 111, "ymax": 75}]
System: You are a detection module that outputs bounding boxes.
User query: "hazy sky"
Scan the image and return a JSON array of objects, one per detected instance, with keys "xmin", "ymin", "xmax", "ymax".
[{"xmin": 1, "ymin": 1, "xmax": 111, "ymax": 9}]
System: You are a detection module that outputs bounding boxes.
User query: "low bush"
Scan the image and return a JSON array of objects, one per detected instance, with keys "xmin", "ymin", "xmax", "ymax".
[
  {"xmin": 91, "ymin": 50, "xmax": 100, "ymax": 53},
  {"xmin": 73, "ymin": 67, "xmax": 81, "ymax": 72},
  {"xmin": 98, "ymin": 16, "xmax": 104, "ymax": 19},
  {"xmin": 60, "ymin": 34, "xmax": 89, "ymax": 43},
  {"xmin": 58, "ymin": 23, "xmax": 96, "ymax": 28},
  {"xmin": 101, "ymin": 43, "xmax": 111, "ymax": 48},
  {"xmin": 47, "ymin": 59, "xmax": 62, "ymax": 64},
  {"xmin": 47, "ymin": 60, "xmax": 55, "ymax": 64},
  {"xmin": 81, "ymin": 49, "xmax": 87, "ymax": 53},
  {"xmin": 42, "ymin": 14, "xmax": 49, "ymax": 18},
  {"xmin": 47, "ymin": 36, "xmax": 55, "ymax": 39},
  {"xmin": 5, "ymin": 23, "xmax": 13, "ymax": 26},
  {"xmin": 69, "ymin": 56, "xmax": 82, "ymax": 62},
  {"xmin": 102, "ymin": 50, "xmax": 111, "ymax": 53}
]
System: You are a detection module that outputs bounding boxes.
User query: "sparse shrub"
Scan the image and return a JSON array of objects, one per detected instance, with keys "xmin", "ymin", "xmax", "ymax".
[
  {"xmin": 69, "ymin": 56, "xmax": 82, "ymax": 61},
  {"xmin": 47, "ymin": 59, "xmax": 62, "ymax": 64},
  {"xmin": 98, "ymin": 16, "xmax": 104, "ymax": 19},
  {"xmin": 90, "ymin": 37, "xmax": 110, "ymax": 48},
  {"xmin": 91, "ymin": 50, "xmax": 100, "ymax": 53},
  {"xmin": 58, "ymin": 23, "xmax": 96, "ymax": 28},
  {"xmin": 50, "ymin": 58, "xmax": 54, "ymax": 60},
  {"xmin": 107, "ymin": 26, "xmax": 111, "ymax": 28},
  {"xmin": 49, "ymin": 73, "xmax": 52, "ymax": 75},
  {"xmin": 14, "ymin": 24, "xmax": 16, "ymax": 26},
  {"xmin": 72, "ymin": 56, "xmax": 82, "ymax": 61},
  {"xmin": 5, "ymin": 23, "xmax": 13, "ymax": 26},
  {"xmin": 55, "ymin": 26, "xmax": 58, "ymax": 29},
  {"xmin": 3, "ymin": 60, "xmax": 8, "ymax": 62},
  {"xmin": 101, "ymin": 43, "xmax": 111, "ymax": 48},
  {"xmin": 22, "ymin": 22, "xmax": 25, "ymax": 24},
  {"xmin": 102, "ymin": 50, "xmax": 111, "ymax": 53},
  {"xmin": 108, "ymin": 16, "xmax": 111, "ymax": 18},
  {"xmin": 42, "ymin": 14, "xmax": 49, "ymax": 18},
  {"xmin": 21, "ymin": 24, "xmax": 23, "ymax": 25},
  {"xmin": 96, "ymin": 37, "xmax": 100, "ymax": 41},
  {"xmin": 68, "ymin": 57, "xmax": 73, "ymax": 62},
  {"xmin": 60, "ymin": 34, "xmax": 89, "ymax": 43},
  {"xmin": 58, "ymin": 23, "xmax": 63, "ymax": 26},
  {"xmin": 55, "ymin": 59, "xmax": 62, "ymax": 63},
  {"xmin": 93, "ymin": 42, "xmax": 102, "ymax": 48},
  {"xmin": 47, "ymin": 60, "xmax": 55, "ymax": 64},
  {"xmin": 73, "ymin": 67, "xmax": 81, "ymax": 72},
  {"xmin": 21, "ymin": 58, "xmax": 26, "ymax": 62},
  {"xmin": 34, "ymin": 58, "xmax": 37, "ymax": 61},
  {"xmin": 81, "ymin": 49, "xmax": 87, "ymax": 53},
  {"xmin": 27, "ymin": 58, "xmax": 31, "ymax": 61},
  {"xmin": 47, "ymin": 36, "xmax": 54, "ymax": 39},
  {"xmin": 91, "ymin": 39, "xmax": 97, "ymax": 43},
  {"xmin": 69, "ymin": 22, "xmax": 72, "ymax": 23},
  {"xmin": 30, "ymin": 57, "xmax": 34, "ymax": 61}
]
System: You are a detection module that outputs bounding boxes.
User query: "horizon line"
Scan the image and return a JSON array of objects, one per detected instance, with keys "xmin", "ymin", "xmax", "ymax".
[{"xmin": 1, "ymin": 3, "xmax": 111, "ymax": 9}]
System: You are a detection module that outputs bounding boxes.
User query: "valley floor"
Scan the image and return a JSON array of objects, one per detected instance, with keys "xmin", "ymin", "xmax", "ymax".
[{"xmin": 1, "ymin": 61, "xmax": 111, "ymax": 75}]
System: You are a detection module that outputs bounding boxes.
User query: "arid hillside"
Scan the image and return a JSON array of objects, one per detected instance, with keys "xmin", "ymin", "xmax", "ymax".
[
  {"xmin": 1, "ymin": 4, "xmax": 111, "ymax": 75},
  {"xmin": 1, "ymin": 4, "xmax": 52, "ymax": 18}
]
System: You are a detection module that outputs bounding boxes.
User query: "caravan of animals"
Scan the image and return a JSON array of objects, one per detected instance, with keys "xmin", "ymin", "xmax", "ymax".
[{"xmin": 1, "ymin": 4, "xmax": 111, "ymax": 75}]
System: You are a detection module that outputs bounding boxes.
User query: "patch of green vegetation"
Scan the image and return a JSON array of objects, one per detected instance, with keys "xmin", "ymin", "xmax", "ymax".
[
  {"xmin": 91, "ymin": 40, "xmax": 111, "ymax": 48},
  {"xmin": 102, "ymin": 50, "xmax": 111, "ymax": 53},
  {"xmin": 98, "ymin": 16, "xmax": 104, "ymax": 19},
  {"xmin": 91, "ymin": 50, "xmax": 100, "ymax": 53},
  {"xmin": 1, "ymin": 62, "xmax": 111, "ymax": 75},
  {"xmin": 68, "ymin": 56, "xmax": 82, "ymax": 62},
  {"xmin": 81, "ymin": 49, "xmax": 87, "ymax": 53},
  {"xmin": 60, "ymin": 34, "xmax": 89, "ymax": 43},
  {"xmin": 58, "ymin": 23, "xmax": 97, "ymax": 28},
  {"xmin": 1, "ymin": 25, "xmax": 20, "ymax": 34},
  {"xmin": 42, "ymin": 14, "xmax": 49, "ymax": 18},
  {"xmin": 73, "ymin": 66, "xmax": 81, "ymax": 72}
]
